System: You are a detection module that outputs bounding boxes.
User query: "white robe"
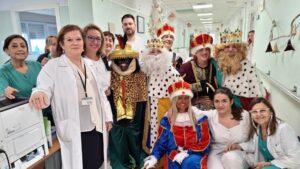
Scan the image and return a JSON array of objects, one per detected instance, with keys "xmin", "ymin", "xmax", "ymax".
[
  {"xmin": 141, "ymin": 49, "xmax": 182, "ymax": 150},
  {"xmin": 195, "ymin": 108, "xmax": 251, "ymax": 169},
  {"xmin": 223, "ymin": 59, "xmax": 265, "ymax": 98}
]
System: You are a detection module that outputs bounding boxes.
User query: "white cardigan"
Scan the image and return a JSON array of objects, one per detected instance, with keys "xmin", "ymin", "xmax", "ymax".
[{"xmin": 239, "ymin": 120, "xmax": 300, "ymax": 169}]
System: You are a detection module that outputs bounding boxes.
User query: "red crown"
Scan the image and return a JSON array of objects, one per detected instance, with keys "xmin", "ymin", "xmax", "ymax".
[
  {"xmin": 190, "ymin": 34, "xmax": 213, "ymax": 55},
  {"xmin": 168, "ymin": 81, "xmax": 193, "ymax": 100},
  {"xmin": 157, "ymin": 24, "xmax": 175, "ymax": 39}
]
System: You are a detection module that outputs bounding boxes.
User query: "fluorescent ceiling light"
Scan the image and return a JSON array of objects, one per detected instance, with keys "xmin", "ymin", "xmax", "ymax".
[
  {"xmin": 204, "ymin": 24, "xmax": 213, "ymax": 27},
  {"xmin": 197, "ymin": 13, "xmax": 213, "ymax": 17},
  {"xmin": 193, "ymin": 4, "xmax": 213, "ymax": 9},
  {"xmin": 202, "ymin": 21, "xmax": 213, "ymax": 24},
  {"xmin": 200, "ymin": 18, "xmax": 212, "ymax": 21}
]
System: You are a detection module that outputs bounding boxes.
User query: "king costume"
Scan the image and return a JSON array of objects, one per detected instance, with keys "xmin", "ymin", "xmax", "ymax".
[
  {"xmin": 215, "ymin": 30, "xmax": 265, "ymax": 110},
  {"xmin": 180, "ymin": 34, "xmax": 222, "ymax": 110},
  {"xmin": 143, "ymin": 81, "xmax": 210, "ymax": 169},
  {"xmin": 157, "ymin": 24, "xmax": 181, "ymax": 67},
  {"xmin": 141, "ymin": 38, "xmax": 182, "ymax": 152},
  {"xmin": 108, "ymin": 41, "xmax": 148, "ymax": 169}
]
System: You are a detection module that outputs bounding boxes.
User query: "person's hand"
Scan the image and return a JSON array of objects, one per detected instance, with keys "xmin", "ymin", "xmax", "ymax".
[
  {"xmin": 29, "ymin": 91, "xmax": 48, "ymax": 110},
  {"xmin": 106, "ymin": 121, "xmax": 112, "ymax": 132},
  {"xmin": 41, "ymin": 57, "xmax": 49, "ymax": 66},
  {"xmin": 198, "ymin": 96, "xmax": 213, "ymax": 105},
  {"xmin": 173, "ymin": 151, "xmax": 189, "ymax": 164},
  {"xmin": 254, "ymin": 162, "xmax": 271, "ymax": 169},
  {"xmin": 225, "ymin": 143, "xmax": 241, "ymax": 152},
  {"xmin": 105, "ymin": 88, "xmax": 111, "ymax": 96},
  {"xmin": 142, "ymin": 155, "xmax": 157, "ymax": 169},
  {"xmin": 4, "ymin": 86, "xmax": 19, "ymax": 99}
]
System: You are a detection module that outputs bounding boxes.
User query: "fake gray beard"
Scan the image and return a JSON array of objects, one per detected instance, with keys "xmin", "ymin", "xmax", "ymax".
[{"xmin": 141, "ymin": 49, "xmax": 171, "ymax": 75}]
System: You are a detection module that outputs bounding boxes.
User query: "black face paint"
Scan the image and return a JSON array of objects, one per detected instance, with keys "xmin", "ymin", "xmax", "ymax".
[{"xmin": 114, "ymin": 58, "xmax": 133, "ymax": 71}]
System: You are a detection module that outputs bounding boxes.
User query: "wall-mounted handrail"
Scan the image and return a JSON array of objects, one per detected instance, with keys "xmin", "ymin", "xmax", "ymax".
[{"xmin": 257, "ymin": 68, "xmax": 300, "ymax": 104}]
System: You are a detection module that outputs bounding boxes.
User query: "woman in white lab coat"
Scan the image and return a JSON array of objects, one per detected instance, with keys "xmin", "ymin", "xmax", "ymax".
[
  {"xmin": 82, "ymin": 24, "xmax": 111, "ymax": 93},
  {"xmin": 29, "ymin": 24, "xmax": 112, "ymax": 169},
  {"xmin": 229, "ymin": 97, "xmax": 300, "ymax": 169}
]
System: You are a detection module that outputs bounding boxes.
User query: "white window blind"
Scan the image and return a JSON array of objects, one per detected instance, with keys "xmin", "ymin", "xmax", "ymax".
[{"xmin": 28, "ymin": 23, "xmax": 45, "ymax": 39}]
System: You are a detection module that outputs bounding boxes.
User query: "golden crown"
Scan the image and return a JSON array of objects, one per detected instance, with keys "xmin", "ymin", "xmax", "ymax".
[
  {"xmin": 108, "ymin": 44, "xmax": 139, "ymax": 60},
  {"xmin": 146, "ymin": 38, "xmax": 164, "ymax": 49},
  {"xmin": 220, "ymin": 29, "xmax": 242, "ymax": 43}
]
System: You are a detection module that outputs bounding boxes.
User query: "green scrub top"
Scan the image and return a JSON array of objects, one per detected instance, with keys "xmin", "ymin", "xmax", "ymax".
[
  {"xmin": 0, "ymin": 60, "xmax": 41, "ymax": 98},
  {"xmin": 258, "ymin": 128, "xmax": 281, "ymax": 169}
]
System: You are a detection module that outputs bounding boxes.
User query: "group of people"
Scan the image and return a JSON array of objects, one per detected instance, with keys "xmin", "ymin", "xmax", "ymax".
[{"xmin": 0, "ymin": 12, "xmax": 300, "ymax": 169}]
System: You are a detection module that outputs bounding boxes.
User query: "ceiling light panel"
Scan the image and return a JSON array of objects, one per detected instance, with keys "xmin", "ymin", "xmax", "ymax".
[
  {"xmin": 197, "ymin": 13, "xmax": 213, "ymax": 17},
  {"xmin": 200, "ymin": 18, "xmax": 212, "ymax": 21},
  {"xmin": 193, "ymin": 3, "xmax": 213, "ymax": 9}
]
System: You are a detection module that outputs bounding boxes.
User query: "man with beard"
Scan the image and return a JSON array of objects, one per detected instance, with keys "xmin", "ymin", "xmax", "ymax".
[
  {"xmin": 141, "ymin": 38, "xmax": 182, "ymax": 154},
  {"xmin": 157, "ymin": 24, "xmax": 180, "ymax": 67},
  {"xmin": 122, "ymin": 14, "xmax": 145, "ymax": 54},
  {"xmin": 108, "ymin": 39, "xmax": 148, "ymax": 169},
  {"xmin": 215, "ymin": 30, "xmax": 265, "ymax": 110},
  {"xmin": 179, "ymin": 34, "xmax": 222, "ymax": 110}
]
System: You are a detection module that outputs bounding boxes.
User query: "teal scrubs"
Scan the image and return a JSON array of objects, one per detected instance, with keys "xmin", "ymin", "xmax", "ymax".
[
  {"xmin": 258, "ymin": 128, "xmax": 281, "ymax": 169},
  {"xmin": 0, "ymin": 60, "xmax": 41, "ymax": 98}
]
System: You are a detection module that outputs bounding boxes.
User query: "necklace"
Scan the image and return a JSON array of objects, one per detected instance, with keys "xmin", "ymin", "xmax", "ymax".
[{"xmin": 261, "ymin": 130, "xmax": 268, "ymax": 140}]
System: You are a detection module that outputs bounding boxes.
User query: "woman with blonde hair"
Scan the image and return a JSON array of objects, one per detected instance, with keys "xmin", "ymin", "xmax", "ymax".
[
  {"xmin": 143, "ymin": 81, "xmax": 210, "ymax": 169},
  {"xmin": 83, "ymin": 23, "xmax": 111, "ymax": 95},
  {"xmin": 37, "ymin": 35, "xmax": 58, "ymax": 66}
]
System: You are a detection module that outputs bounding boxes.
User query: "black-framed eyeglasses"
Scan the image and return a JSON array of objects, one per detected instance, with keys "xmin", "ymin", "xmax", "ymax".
[{"xmin": 86, "ymin": 35, "xmax": 101, "ymax": 42}]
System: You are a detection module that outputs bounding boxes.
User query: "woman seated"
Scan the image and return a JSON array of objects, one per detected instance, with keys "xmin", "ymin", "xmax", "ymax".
[
  {"xmin": 229, "ymin": 97, "xmax": 300, "ymax": 169},
  {"xmin": 198, "ymin": 87, "xmax": 251, "ymax": 169},
  {"xmin": 143, "ymin": 81, "xmax": 210, "ymax": 169}
]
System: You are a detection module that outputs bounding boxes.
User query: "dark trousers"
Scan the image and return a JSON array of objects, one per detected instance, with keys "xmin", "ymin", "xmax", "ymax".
[{"xmin": 81, "ymin": 128, "xmax": 103, "ymax": 169}]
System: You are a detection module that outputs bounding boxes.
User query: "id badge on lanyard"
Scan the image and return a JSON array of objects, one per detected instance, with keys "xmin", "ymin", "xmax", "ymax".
[
  {"xmin": 78, "ymin": 64, "xmax": 93, "ymax": 106},
  {"xmin": 81, "ymin": 97, "xmax": 93, "ymax": 106}
]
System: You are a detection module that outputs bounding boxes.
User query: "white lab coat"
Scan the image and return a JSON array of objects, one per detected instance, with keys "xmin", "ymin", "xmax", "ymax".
[
  {"xmin": 239, "ymin": 120, "xmax": 300, "ymax": 169},
  {"xmin": 33, "ymin": 54, "xmax": 112, "ymax": 169}
]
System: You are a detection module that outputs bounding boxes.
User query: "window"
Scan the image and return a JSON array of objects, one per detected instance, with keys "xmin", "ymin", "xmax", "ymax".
[{"xmin": 21, "ymin": 21, "xmax": 57, "ymax": 56}]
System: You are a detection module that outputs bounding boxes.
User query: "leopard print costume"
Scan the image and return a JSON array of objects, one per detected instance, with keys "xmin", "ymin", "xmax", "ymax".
[{"xmin": 110, "ymin": 70, "xmax": 147, "ymax": 121}]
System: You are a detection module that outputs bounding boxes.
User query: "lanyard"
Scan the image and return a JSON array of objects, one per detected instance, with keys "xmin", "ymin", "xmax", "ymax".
[{"xmin": 77, "ymin": 64, "xmax": 88, "ymax": 97}]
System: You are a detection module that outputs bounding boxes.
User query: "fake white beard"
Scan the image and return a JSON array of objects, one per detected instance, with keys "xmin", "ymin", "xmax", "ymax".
[{"xmin": 141, "ymin": 48, "xmax": 171, "ymax": 75}]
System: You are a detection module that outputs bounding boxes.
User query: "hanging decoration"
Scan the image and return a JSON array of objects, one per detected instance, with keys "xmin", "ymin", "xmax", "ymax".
[
  {"xmin": 265, "ymin": 13, "xmax": 300, "ymax": 53},
  {"xmin": 265, "ymin": 20, "xmax": 277, "ymax": 53},
  {"xmin": 265, "ymin": 42, "xmax": 273, "ymax": 53},
  {"xmin": 272, "ymin": 42, "xmax": 280, "ymax": 53},
  {"xmin": 167, "ymin": 11, "xmax": 176, "ymax": 22},
  {"xmin": 147, "ymin": 0, "xmax": 165, "ymax": 38},
  {"xmin": 284, "ymin": 39, "xmax": 295, "ymax": 51}
]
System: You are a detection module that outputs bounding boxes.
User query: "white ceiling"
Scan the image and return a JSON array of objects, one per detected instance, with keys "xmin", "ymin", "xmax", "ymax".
[
  {"xmin": 0, "ymin": 0, "xmax": 249, "ymax": 33},
  {"xmin": 163, "ymin": 0, "xmax": 248, "ymax": 32},
  {"xmin": 0, "ymin": 0, "xmax": 67, "ymax": 11},
  {"xmin": 109, "ymin": 0, "xmax": 249, "ymax": 33}
]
